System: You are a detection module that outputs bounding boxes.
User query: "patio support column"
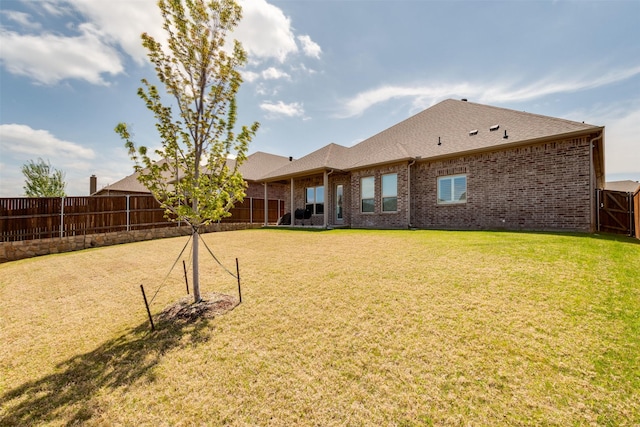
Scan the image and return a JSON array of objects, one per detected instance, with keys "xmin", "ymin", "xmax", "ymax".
[
  {"xmin": 264, "ymin": 183, "xmax": 268, "ymax": 226},
  {"xmin": 290, "ymin": 178, "xmax": 294, "ymax": 226},
  {"xmin": 323, "ymin": 170, "xmax": 328, "ymax": 228}
]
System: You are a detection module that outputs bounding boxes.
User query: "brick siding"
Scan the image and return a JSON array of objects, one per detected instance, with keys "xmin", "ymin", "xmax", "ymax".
[
  {"xmin": 411, "ymin": 136, "xmax": 593, "ymax": 231},
  {"xmin": 271, "ymin": 136, "xmax": 594, "ymax": 232},
  {"xmin": 245, "ymin": 182, "xmax": 287, "ymax": 201},
  {"xmin": 292, "ymin": 175, "xmax": 325, "ymax": 226},
  {"xmin": 350, "ymin": 163, "xmax": 409, "ymax": 229}
]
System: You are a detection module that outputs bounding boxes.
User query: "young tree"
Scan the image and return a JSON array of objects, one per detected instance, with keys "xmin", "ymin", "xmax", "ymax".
[
  {"xmin": 21, "ymin": 158, "xmax": 67, "ymax": 197},
  {"xmin": 115, "ymin": 0, "xmax": 259, "ymax": 303}
]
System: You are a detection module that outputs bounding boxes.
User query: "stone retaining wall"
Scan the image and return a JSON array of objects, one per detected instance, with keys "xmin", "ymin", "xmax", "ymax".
[{"xmin": 0, "ymin": 223, "xmax": 262, "ymax": 263}]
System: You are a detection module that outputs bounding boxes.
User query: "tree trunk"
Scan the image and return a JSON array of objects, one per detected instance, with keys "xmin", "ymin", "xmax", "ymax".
[{"xmin": 192, "ymin": 229, "xmax": 201, "ymax": 303}]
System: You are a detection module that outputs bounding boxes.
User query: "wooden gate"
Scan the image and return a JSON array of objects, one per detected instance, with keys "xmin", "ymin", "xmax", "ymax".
[{"xmin": 597, "ymin": 189, "xmax": 634, "ymax": 236}]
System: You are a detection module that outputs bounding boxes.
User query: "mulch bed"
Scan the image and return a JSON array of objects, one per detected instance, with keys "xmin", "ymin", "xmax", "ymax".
[{"xmin": 157, "ymin": 292, "xmax": 239, "ymax": 323}]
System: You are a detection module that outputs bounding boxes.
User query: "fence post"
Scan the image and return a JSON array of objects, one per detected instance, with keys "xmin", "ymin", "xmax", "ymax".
[
  {"xmin": 249, "ymin": 197, "xmax": 253, "ymax": 224},
  {"xmin": 264, "ymin": 184, "xmax": 268, "ymax": 226},
  {"xmin": 630, "ymin": 192, "xmax": 634, "ymax": 237},
  {"xmin": 60, "ymin": 196, "xmax": 65, "ymax": 238},
  {"xmin": 596, "ymin": 189, "xmax": 600, "ymax": 232},
  {"xmin": 126, "ymin": 195, "xmax": 130, "ymax": 232}
]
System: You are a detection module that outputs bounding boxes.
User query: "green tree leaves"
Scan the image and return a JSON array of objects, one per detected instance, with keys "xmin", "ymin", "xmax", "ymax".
[
  {"xmin": 115, "ymin": 0, "xmax": 259, "ymax": 228},
  {"xmin": 21, "ymin": 158, "xmax": 67, "ymax": 197},
  {"xmin": 115, "ymin": 0, "xmax": 260, "ymax": 302}
]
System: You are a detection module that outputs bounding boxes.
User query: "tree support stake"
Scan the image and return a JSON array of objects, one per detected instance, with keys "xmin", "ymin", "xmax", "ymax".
[
  {"xmin": 236, "ymin": 257, "xmax": 242, "ymax": 303},
  {"xmin": 140, "ymin": 284, "xmax": 155, "ymax": 332},
  {"xmin": 183, "ymin": 260, "xmax": 189, "ymax": 294}
]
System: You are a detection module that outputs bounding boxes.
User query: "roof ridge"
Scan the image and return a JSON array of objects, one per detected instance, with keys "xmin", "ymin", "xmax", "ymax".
[{"xmin": 460, "ymin": 99, "xmax": 598, "ymax": 127}]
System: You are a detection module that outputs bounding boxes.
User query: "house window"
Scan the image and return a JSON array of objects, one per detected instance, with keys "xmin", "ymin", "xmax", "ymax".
[
  {"xmin": 437, "ymin": 175, "xmax": 467, "ymax": 204},
  {"xmin": 361, "ymin": 176, "xmax": 375, "ymax": 213},
  {"xmin": 336, "ymin": 184, "xmax": 343, "ymax": 221},
  {"xmin": 306, "ymin": 186, "xmax": 324, "ymax": 214},
  {"xmin": 381, "ymin": 173, "xmax": 398, "ymax": 212}
]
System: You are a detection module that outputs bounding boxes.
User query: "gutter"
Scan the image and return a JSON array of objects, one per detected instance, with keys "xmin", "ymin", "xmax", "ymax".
[
  {"xmin": 589, "ymin": 131, "xmax": 603, "ymax": 233},
  {"xmin": 262, "ymin": 167, "xmax": 346, "ymax": 183},
  {"xmin": 416, "ymin": 127, "xmax": 605, "ymax": 165}
]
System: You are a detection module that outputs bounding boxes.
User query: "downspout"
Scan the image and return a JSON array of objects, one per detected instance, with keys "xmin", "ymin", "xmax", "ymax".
[
  {"xmin": 589, "ymin": 132, "xmax": 603, "ymax": 233},
  {"xmin": 407, "ymin": 159, "xmax": 416, "ymax": 228}
]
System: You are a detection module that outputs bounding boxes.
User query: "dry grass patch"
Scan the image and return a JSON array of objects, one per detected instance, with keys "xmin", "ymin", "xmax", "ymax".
[
  {"xmin": 157, "ymin": 292, "xmax": 239, "ymax": 323},
  {"xmin": 1, "ymin": 229, "xmax": 639, "ymax": 426}
]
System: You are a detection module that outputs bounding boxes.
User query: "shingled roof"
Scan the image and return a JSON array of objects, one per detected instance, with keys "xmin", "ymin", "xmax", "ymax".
[
  {"xmin": 96, "ymin": 152, "xmax": 290, "ymax": 195},
  {"xmin": 227, "ymin": 152, "xmax": 292, "ymax": 181},
  {"xmin": 261, "ymin": 143, "xmax": 352, "ymax": 179},
  {"xmin": 262, "ymin": 99, "xmax": 602, "ymax": 180},
  {"xmin": 98, "ymin": 99, "xmax": 603, "ymax": 192},
  {"xmin": 605, "ymin": 180, "xmax": 640, "ymax": 193}
]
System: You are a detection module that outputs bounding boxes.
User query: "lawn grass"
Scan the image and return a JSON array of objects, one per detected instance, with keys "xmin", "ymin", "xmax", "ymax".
[{"xmin": 1, "ymin": 229, "xmax": 639, "ymax": 426}]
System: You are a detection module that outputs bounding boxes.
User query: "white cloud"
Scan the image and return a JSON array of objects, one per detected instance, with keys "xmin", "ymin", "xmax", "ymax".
[
  {"xmin": 63, "ymin": 0, "xmax": 163, "ymax": 65},
  {"xmin": 336, "ymin": 65, "xmax": 640, "ymax": 118},
  {"xmin": 0, "ymin": 0, "xmax": 160, "ymax": 85},
  {"xmin": 292, "ymin": 63, "xmax": 318, "ymax": 76},
  {"xmin": 0, "ymin": 124, "xmax": 95, "ymax": 159},
  {"xmin": 242, "ymin": 70, "xmax": 260, "ymax": 83},
  {"xmin": 0, "ymin": 124, "xmax": 102, "ymax": 196},
  {"xmin": 0, "ymin": 25, "xmax": 124, "ymax": 85},
  {"xmin": 262, "ymin": 67, "xmax": 290, "ymax": 80},
  {"xmin": 573, "ymin": 105, "xmax": 640, "ymax": 176},
  {"xmin": 604, "ymin": 113, "xmax": 640, "ymax": 176},
  {"xmin": 243, "ymin": 67, "xmax": 292, "ymax": 85},
  {"xmin": 1, "ymin": 10, "xmax": 42, "ymax": 30},
  {"xmin": 297, "ymin": 35, "xmax": 321, "ymax": 59},
  {"xmin": 477, "ymin": 66, "xmax": 640, "ymax": 105},
  {"xmin": 38, "ymin": 0, "xmax": 70, "ymax": 17},
  {"xmin": 0, "ymin": 0, "xmax": 317, "ymax": 86},
  {"xmin": 260, "ymin": 101, "xmax": 305, "ymax": 118},
  {"xmin": 336, "ymin": 82, "xmax": 473, "ymax": 118},
  {"xmin": 234, "ymin": 0, "xmax": 298, "ymax": 62}
]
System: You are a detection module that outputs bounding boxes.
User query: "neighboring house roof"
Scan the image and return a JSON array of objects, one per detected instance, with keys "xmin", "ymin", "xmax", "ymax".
[
  {"xmin": 229, "ymin": 151, "xmax": 292, "ymax": 181},
  {"xmin": 94, "ymin": 158, "xmax": 176, "ymax": 195},
  {"xmin": 605, "ymin": 180, "xmax": 640, "ymax": 193},
  {"xmin": 95, "ymin": 151, "xmax": 290, "ymax": 195},
  {"xmin": 263, "ymin": 143, "xmax": 353, "ymax": 179},
  {"xmin": 94, "ymin": 170, "xmax": 150, "ymax": 195},
  {"xmin": 263, "ymin": 99, "xmax": 603, "ymax": 181}
]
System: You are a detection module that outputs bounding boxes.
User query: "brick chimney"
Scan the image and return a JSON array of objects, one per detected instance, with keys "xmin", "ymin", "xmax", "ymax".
[{"xmin": 90, "ymin": 175, "xmax": 97, "ymax": 195}]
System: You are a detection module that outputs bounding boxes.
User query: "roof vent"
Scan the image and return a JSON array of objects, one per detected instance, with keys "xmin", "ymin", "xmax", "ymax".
[
  {"xmin": 461, "ymin": 98, "xmax": 468, "ymax": 102},
  {"xmin": 438, "ymin": 136, "xmax": 442, "ymax": 146},
  {"xmin": 490, "ymin": 124, "xmax": 500, "ymax": 132},
  {"xmin": 469, "ymin": 129, "xmax": 478, "ymax": 136},
  {"xmin": 503, "ymin": 130, "xmax": 509, "ymax": 139}
]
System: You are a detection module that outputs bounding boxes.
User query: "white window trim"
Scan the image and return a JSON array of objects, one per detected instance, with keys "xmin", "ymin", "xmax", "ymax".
[
  {"xmin": 381, "ymin": 173, "xmax": 398, "ymax": 212},
  {"xmin": 437, "ymin": 174, "xmax": 467, "ymax": 204},
  {"xmin": 305, "ymin": 186, "xmax": 324, "ymax": 214},
  {"xmin": 361, "ymin": 176, "xmax": 375, "ymax": 213}
]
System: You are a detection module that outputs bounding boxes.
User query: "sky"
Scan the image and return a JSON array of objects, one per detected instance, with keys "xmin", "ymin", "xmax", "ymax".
[{"xmin": 1, "ymin": 0, "xmax": 639, "ymax": 197}]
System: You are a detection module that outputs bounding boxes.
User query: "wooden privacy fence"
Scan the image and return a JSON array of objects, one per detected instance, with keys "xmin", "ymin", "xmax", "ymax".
[
  {"xmin": 596, "ymin": 189, "xmax": 638, "ymax": 238},
  {"xmin": 635, "ymin": 190, "xmax": 640, "ymax": 240},
  {"xmin": 0, "ymin": 195, "xmax": 285, "ymax": 242}
]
